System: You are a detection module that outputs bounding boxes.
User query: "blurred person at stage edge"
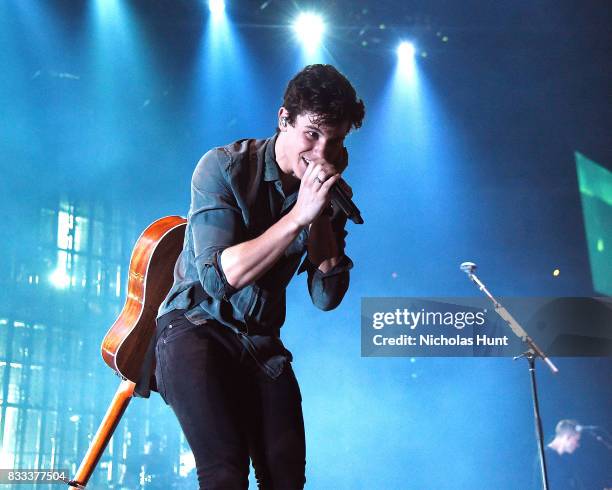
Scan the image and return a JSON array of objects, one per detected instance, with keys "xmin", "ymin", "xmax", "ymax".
[{"xmin": 545, "ymin": 419, "xmax": 586, "ymax": 489}]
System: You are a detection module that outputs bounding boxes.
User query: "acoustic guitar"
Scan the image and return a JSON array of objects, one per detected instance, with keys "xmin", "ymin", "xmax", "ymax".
[{"xmin": 69, "ymin": 216, "xmax": 186, "ymax": 489}]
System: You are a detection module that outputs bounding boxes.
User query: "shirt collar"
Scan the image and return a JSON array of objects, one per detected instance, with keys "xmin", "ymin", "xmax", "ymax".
[{"xmin": 264, "ymin": 132, "xmax": 281, "ymax": 182}]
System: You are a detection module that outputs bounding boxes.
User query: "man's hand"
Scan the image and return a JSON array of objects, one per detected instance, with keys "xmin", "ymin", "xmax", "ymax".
[{"xmin": 289, "ymin": 160, "xmax": 341, "ymax": 228}]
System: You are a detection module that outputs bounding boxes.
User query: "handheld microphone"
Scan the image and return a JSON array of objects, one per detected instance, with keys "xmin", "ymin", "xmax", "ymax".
[{"xmin": 331, "ymin": 179, "xmax": 364, "ymax": 225}]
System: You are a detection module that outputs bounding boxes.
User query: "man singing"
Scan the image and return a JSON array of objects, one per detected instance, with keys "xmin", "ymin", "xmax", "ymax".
[{"xmin": 154, "ymin": 64, "xmax": 365, "ymax": 489}]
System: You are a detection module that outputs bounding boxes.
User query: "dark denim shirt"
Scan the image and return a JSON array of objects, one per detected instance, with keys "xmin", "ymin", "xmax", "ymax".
[{"xmin": 156, "ymin": 133, "xmax": 352, "ymax": 378}]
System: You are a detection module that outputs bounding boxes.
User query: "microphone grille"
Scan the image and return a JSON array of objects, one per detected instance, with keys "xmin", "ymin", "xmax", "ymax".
[{"xmin": 460, "ymin": 262, "xmax": 477, "ymax": 274}]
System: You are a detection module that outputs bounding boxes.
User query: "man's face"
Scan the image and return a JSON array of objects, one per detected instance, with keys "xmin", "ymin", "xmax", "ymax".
[
  {"xmin": 278, "ymin": 110, "xmax": 350, "ymax": 180},
  {"xmin": 564, "ymin": 432, "xmax": 581, "ymax": 453}
]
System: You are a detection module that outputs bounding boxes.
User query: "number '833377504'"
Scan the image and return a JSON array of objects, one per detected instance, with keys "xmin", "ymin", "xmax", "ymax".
[{"xmin": 0, "ymin": 469, "xmax": 69, "ymax": 484}]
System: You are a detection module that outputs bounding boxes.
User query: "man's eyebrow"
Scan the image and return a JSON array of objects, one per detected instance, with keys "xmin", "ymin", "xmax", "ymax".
[{"xmin": 305, "ymin": 125, "xmax": 344, "ymax": 140}]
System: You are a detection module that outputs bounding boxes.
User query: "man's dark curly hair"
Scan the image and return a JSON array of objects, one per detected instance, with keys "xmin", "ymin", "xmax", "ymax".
[{"xmin": 280, "ymin": 64, "xmax": 365, "ymax": 131}]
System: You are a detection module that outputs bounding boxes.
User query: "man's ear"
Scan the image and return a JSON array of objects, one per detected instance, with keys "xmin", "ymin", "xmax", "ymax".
[{"xmin": 278, "ymin": 107, "xmax": 290, "ymax": 131}]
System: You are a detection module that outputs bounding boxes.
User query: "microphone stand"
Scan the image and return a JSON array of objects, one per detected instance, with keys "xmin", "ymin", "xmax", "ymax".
[
  {"xmin": 582, "ymin": 427, "xmax": 612, "ymax": 450},
  {"xmin": 460, "ymin": 262, "xmax": 559, "ymax": 490}
]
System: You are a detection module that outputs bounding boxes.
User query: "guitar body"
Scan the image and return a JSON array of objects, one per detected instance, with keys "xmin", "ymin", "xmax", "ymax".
[
  {"xmin": 101, "ymin": 215, "xmax": 187, "ymax": 381},
  {"xmin": 70, "ymin": 216, "xmax": 187, "ymax": 488}
]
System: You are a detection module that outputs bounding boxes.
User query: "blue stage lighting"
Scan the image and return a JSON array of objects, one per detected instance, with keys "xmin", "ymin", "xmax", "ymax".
[
  {"xmin": 396, "ymin": 41, "xmax": 418, "ymax": 83},
  {"xmin": 208, "ymin": 0, "xmax": 225, "ymax": 17},
  {"xmin": 397, "ymin": 41, "xmax": 416, "ymax": 61},
  {"xmin": 292, "ymin": 12, "xmax": 325, "ymax": 51}
]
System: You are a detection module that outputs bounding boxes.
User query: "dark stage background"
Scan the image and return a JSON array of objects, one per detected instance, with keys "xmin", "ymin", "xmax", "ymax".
[{"xmin": 1, "ymin": 1, "xmax": 611, "ymax": 488}]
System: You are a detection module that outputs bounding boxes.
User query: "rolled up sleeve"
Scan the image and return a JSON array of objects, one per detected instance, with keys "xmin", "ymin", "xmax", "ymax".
[
  {"xmin": 298, "ymin": 207, "xmax": 353, "ymax": 311},
  {"xmin": 299, "ymin": 254, "xmax": 353, "ymax": 311},
  {"xmin": 190, "ymin": 149, "xmax": 257, "ymax": 313}
]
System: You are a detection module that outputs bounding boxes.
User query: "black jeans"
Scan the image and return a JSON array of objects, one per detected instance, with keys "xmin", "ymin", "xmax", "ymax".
[{"xmin": 155, "ymin": 311, "xmax": 306, "ymax": 490}]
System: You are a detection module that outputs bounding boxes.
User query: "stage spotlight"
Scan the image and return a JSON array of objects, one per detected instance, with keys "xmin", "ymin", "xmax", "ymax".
[
  {"xmin": 395, "ymin": 41, "xmax": 418, "ymax": 83},
  {"xmin": 397, "ymin": 41, "xmax": 416, "ymax": 61},
  {"xmin": 49, "ymin": 268, "xmax": 70, "ymax": 289},
  {"xmin": 208, "ymin": 0, "xmax": 225, "ymax": 16},
  {"xmin": 293, "ymin": 12, "xmax": 325, "ymax": 51}
]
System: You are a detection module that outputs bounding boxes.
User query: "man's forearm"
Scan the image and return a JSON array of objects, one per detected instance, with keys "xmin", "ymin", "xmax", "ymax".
[
  {"xmin": 220, "ymin": 211, "xmax": 304, "ymax": 290},
  {"xmin": 307, "ymin": 215, "xmax": 341, "ymax": 273}
]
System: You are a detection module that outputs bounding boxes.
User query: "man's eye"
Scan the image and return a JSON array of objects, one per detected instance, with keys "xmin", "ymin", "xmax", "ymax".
[{"xmin": 306, "ymin": 131, "xmax": 318, "ymax": 139}]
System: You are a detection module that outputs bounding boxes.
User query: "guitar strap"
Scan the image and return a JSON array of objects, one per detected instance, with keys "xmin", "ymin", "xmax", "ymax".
[
  {"xmin": 191, "ymin": 280, "xmax": 210, "ymax": 305},
  {"xmin": 246, "ymin": 138, "xmax": 263, "ymax": 211}
]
